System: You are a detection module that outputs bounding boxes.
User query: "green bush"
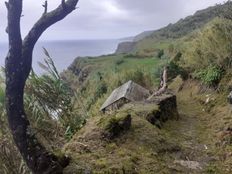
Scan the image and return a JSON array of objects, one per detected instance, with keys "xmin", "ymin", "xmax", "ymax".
[
  {"xmin": 194, "ymin": 65, "xmax": 224, "ymax": 86},
  {"xmin": 115, "ymin": 59, "xmax": 125, "ymax": 66},
  {"xmin": 123, "ymin": 54, "xmax": 138, "ymax": 58},
  {"xmin": 26, "ymin": 48, "xmax": 86, "ymax": 140},
  {"xmin": 0, "ymin": 87, "xmax": 4, "ymax": 105},
  {"xmin": 173, "ymin": 52, "xmax": 182, "ymax": 62},
  {"xmin": 168, "ymin": 61, "xmax": 188, "ymax": 80},
  {"xmin": 153, "ymin": 59, "xmax": 188, "ymax": 82},
  {"xmin": 157, "ymin": 49, "xmax": 164, "ymax": 59}
]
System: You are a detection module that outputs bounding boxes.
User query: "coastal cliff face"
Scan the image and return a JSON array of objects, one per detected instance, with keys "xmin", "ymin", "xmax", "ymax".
[{"xmin": 115, "ymin": 41, "xmax": 136, "ymax": 54}]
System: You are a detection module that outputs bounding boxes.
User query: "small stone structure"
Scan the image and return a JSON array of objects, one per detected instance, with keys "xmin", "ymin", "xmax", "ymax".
[
  {"xmin": 100, "ymin": 80, "xmax": 150, "ymax": 113},
  {"xmin": 146, "ymin": 93, "xmax": 179, "ymax": 125}
]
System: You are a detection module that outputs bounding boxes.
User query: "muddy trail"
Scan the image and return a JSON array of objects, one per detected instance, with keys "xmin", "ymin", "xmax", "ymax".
[
  {"xmin": 162, "ymin": 82, "xmax": 232, "ymax": 174},
  {"xmin": 165, "ymin": 100, "xmax": 214, "ymax": 173}
]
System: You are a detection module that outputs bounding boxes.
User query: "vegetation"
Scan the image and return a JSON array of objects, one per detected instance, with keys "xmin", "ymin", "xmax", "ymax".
[
  {"xmin": 179, "ymin": 18, "xmax": 232, "ymax": 71},
  {"xmin": 194, "ymin": 65, "xmax": 224, "ymax": 86},
  {"xmin": 0, "ymin": 51, "xmax": 86, "ymax": 173},
  {"xmin": 157, "ymin": 49, "xmax": 164, "ymax": 59},
  {"xmin": 58, "ymin": 2, "xmax": 232, "ymax": 172},
  {"xmin": 4, "ymin": 0, "xmax": 80, "ymax": 173},
  {"xmin": 26, "ymin": 49, "xmax": 86, "ymax": 140},
  {"xmin": 2, "ymin": 1, "xmax": 232, "ymax": 173},
  {"xmin": 62, "ymin": 54, "xmax": 166, "ymax": 115}
]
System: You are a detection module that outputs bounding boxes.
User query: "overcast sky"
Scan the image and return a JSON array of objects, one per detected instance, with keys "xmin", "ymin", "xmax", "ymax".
[{"xmin": 0, "ymin": 0, "xmax": 227, "ymax": 41}]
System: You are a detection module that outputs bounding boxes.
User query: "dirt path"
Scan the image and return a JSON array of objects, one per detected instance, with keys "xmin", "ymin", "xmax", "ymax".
[{"xmin": 163, "ymin": 91, "xmax": 218, "ymax": 173}]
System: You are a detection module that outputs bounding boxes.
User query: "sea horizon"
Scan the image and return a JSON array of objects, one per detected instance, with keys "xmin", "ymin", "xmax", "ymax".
[{"xmin": 0, "ymin": 39, "xmax": 121, "ymax": 74}]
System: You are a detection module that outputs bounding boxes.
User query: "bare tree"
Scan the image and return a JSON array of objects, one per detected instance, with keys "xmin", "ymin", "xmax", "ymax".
[{"xmin": 5, "ymin": 0, "xmax": 79, "ymax": 173}]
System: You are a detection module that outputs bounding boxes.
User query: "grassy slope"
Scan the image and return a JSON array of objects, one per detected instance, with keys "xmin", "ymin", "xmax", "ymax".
[
  {"xmin": 63, "ymin": 75, "xmax": 232, "ymax": 173},
  {"xmin": 130, "ymin": 2, "xmax": 232, "ymax": 54},
  {"xmin": 61, "ymin": 3, "xmax": 232, "ymax": 173},
  {"xmin": 62, "ymin": 54, "xmax": 166, "ymax": 115}
]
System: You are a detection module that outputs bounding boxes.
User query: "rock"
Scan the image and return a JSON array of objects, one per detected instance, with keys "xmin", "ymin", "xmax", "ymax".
[
  {"xmin": 169, "ymin": 75, "xmax": 184, "ymax": 93},
  {"xmin": 148, "ymin": 93, "xmax": 179, "ymax": 122},
  {"xmin": 174, "ymin": 160, "xmax": 202, "ymax": 170},
  {"xmin": 145, "ymin": 109, "xmax": 162, "ymax": 129},
  {"xmin": 228, "ymin": 91, "xmax": 232, "ymax": 104},
  {"xmin": 122, "ymin": 93, "xmax": 179, "ymax": 128}
]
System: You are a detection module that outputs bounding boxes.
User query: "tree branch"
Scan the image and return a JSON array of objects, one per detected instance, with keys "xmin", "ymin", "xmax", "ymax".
[
  {"xmin": 5, "ymin": 1, "xmax": 9, "ymax": 10},
  {"xmin": 42, "ymin": 0, "xmax": 48, "ymax": 14},
  {"xmin": 21, "ymin": 0, "xmax": 79, "ymax": 77},
  {"xmin": 62, "ymin": 0, "xmax": 66, "ymax": 9},
  {"xmin": 23, "ymin": 0, "xmax": 79, "ymax": 49}
]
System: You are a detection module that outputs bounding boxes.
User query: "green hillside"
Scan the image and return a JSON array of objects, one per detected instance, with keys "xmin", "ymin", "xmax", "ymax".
[
  {"xmin": 116, "ymin": 1, "xmax": 232, "ymax": 55},
  {"xmin": 1, "ymin": 1, "xmax": 232, "ymax": 174},
  {"xmin": 59, "ymin": 1, "xmax": 232, "ymax": 173}
]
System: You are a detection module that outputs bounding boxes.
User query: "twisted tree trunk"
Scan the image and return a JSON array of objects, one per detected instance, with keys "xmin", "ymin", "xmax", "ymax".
[
  {"xmin": 5, "ymin": 0, "xmax": 79, "ymax": 173},
  {"xmin": 147, "ymin": 66, "xmax": 168, "ymax": 100}
]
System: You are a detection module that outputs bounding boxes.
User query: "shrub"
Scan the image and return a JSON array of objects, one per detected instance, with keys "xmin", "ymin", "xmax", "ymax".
[
  {"xmin": 173, "ymin": 52, "xmax": 182, "ymax": 62},
  {"xmin": 0, "ymin": 87, "xmax": 4, "ymax": 105},
  {"xmin": 157, "ymin": 49, "xmax": 164, "ymax": 59},
  {"xmin": 194, "ymin": 65, "xmax": 224, "ymax": 86},
  {"xmin": 115, "ymin": 59, "xmax": 125, "ymax": 66},
  {"xmin": 123, "ymin": 54, "xmax": 139, "ymax": 59},
  {"xmin": 119, "ymin": 69, "xmax": 152, "ymax": 88},
  {"xmin": 167, "ymin": 61, "xmax": 188, "ymax": 80},
  {"xmin": 26, "ymin": 48, "xmax": 86, "ymax": 140},
  {"xmin": 153, "ymin": 60, "xmax": 188, "ymax": 83}
]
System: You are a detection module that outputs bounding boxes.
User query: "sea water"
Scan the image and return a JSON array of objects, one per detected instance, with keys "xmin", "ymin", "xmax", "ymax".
[{"xmin": 0, "ymin": 39, "xmax": 120, "ymax": 74}]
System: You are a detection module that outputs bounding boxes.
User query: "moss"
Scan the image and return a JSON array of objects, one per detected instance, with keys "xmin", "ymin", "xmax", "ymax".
[
  {"xmin": 64, "ymin": 79, "xmax": 232, "ymax": 173},
  {"xmin": 169, "ymin": 75, "xmax": 184, "ymax": 93},
  {"xmin": 53, "ymin": 149, "xmax": 70, "ymax": 168},
  {"xmin": 205, "ymin": 164, "xmax": 220, "ymax": 174},
  {"xmin": 95, "ymin": 158, "xmax": 108, "ymax": 169},
  {"xmin": 98, "ymin": 113, "xmax": 132, "ymax": 139},
  {"xmin": 105, "ymin": 143, "xmax": 117, "ymax": 151},
  {"xmin": 64, "ymin": 111, "xmax": 179, "ymax": 173}
]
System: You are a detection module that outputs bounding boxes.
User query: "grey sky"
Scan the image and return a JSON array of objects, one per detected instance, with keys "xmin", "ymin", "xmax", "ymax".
[{"xmin": 0, "ymin": 0, "xmax": 226, "ymax": 41}]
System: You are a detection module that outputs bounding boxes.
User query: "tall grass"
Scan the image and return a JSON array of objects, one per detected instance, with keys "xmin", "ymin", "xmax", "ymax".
[{"xmin": 0, "ymin": 49, "xmax": 87, "ymax": 173}]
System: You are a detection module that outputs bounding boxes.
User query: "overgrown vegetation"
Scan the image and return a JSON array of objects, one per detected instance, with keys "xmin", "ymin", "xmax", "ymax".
[
  {"xmin": 62, "ymin": 54, "xmax": 165, "ymax": 116},
  {"xmin": 0, "ymin": 50, "xmax": 86, "ymax": 173},
  {"xmin": 1, "ymin": 1, "xmax": 232, "ymax": 173},
  {"xmin": 0, "ymin": 73, "xmax": 30, "ymax": 174},
  {"xmin": 194, "ymin": 65, "xmax": 224, "ymax": 86},
  {"xmin": 25, "ymin": 49, "xmax": 86, "ymax": 140}
]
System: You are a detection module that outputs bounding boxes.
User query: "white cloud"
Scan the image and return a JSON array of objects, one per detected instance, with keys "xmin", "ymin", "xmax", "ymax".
[{"xmin": 0, "ymin": 0, "xmax": 227, "ymax": 41}]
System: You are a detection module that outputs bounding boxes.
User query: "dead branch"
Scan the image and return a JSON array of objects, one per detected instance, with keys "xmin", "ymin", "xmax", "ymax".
[
  {"xmin": 42, "ymin": 0, "xmax": 48, "ymax": 14},
  {"xmin": 147, "ymin": 66, "xmax": 168, "ymax": 100}
]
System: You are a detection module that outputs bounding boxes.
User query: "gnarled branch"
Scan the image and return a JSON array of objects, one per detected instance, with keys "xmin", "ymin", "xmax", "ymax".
[
  {"xmin": 22, "ymin": 0, "xmax": 79, "ymax": 77},
  {"xmin": 24, "ymin": 0, "xmax": 79, "ymax": 50},
  {"xmin": 147, "ymin": 66, "xmax": 168, "ymax": 100}
]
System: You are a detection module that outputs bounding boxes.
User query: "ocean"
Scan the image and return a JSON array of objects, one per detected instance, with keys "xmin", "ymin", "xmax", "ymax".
[{"xmin": 0, "ymin": 39, "xmax": 120, "ymax": 74}]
